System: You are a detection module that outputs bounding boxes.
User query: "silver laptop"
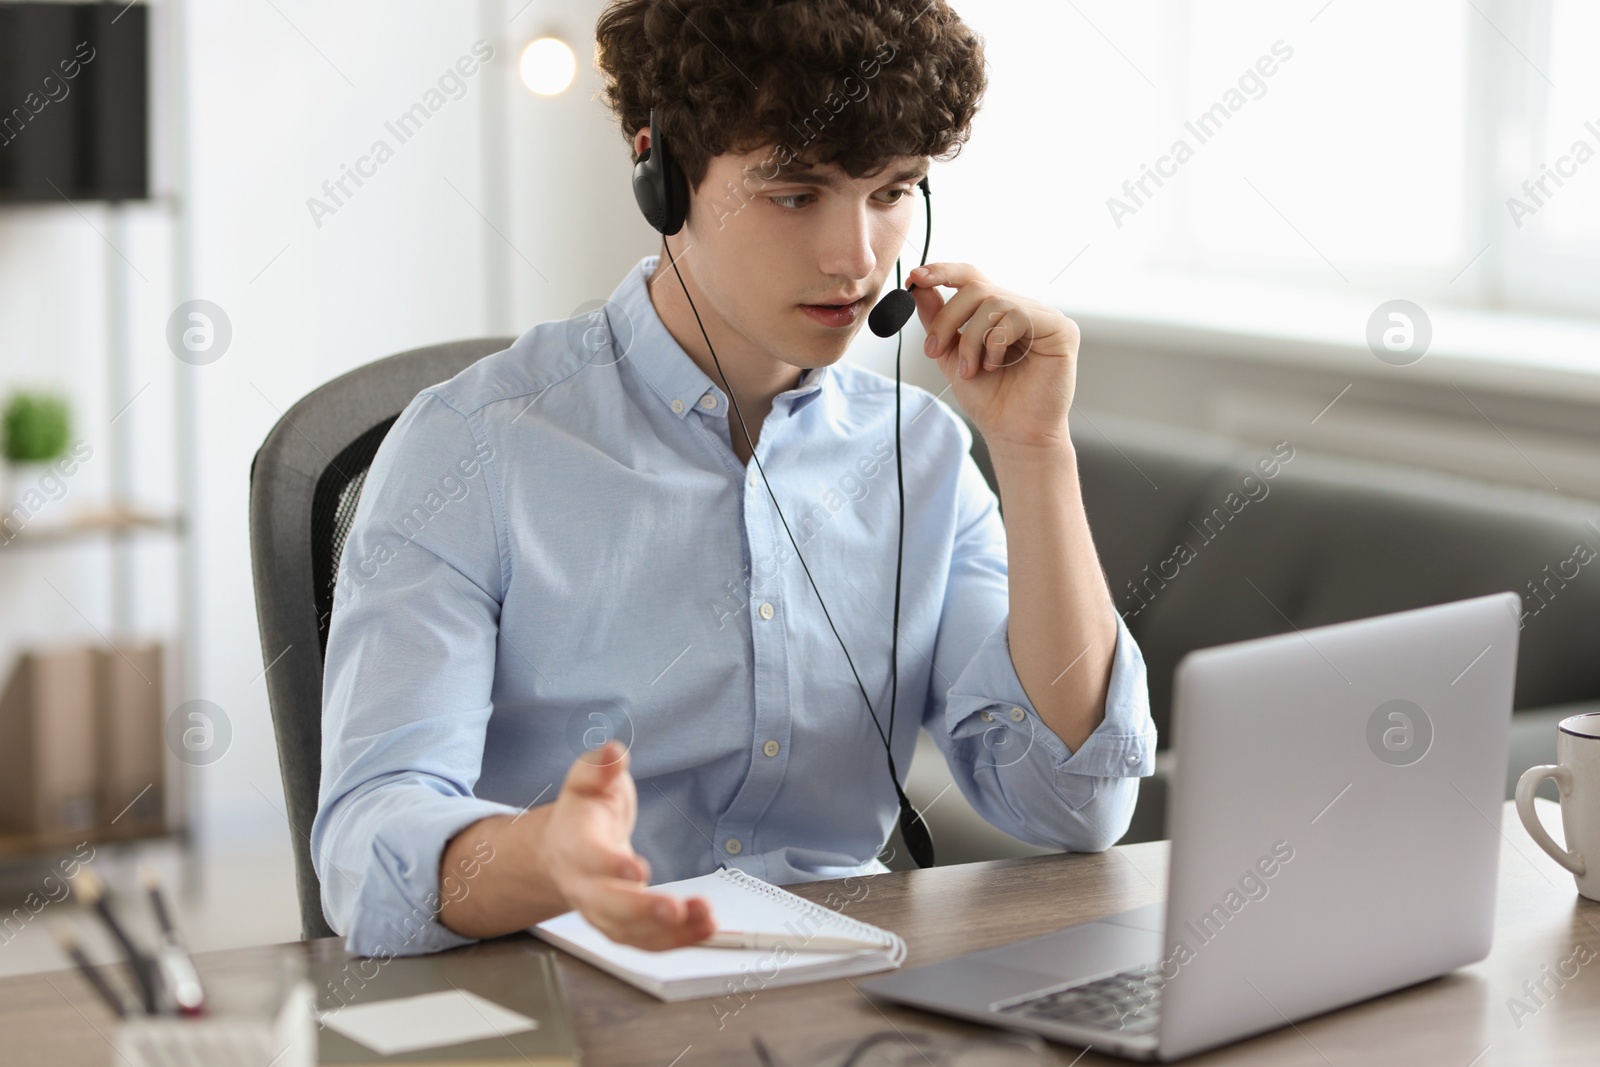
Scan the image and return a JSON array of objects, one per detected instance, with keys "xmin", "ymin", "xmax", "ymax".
[{"xmin": 860, "ymin": 592, "xmax": 1520, "ymax": 1061}]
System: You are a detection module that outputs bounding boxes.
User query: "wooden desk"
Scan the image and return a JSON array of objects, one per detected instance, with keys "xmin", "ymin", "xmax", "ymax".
[{"xmin": 7, "ymin": 801, "xmax": 1597, "ymax": 1065}]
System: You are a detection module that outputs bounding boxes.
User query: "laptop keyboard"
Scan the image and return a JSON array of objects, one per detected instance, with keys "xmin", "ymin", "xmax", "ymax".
[{"xmin": 999, "ymin": 965, "xmax": 1163, "ymax": 1035}]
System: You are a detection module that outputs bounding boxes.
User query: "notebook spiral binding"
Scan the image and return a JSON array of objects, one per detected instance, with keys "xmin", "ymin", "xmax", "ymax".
[{"xmin": 717, "ymin": 867, "xmax": 896, "ymax": 947}]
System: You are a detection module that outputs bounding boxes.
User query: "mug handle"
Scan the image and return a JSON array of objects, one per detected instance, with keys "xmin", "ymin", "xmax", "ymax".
[{"xmin": 1516, "ymin": 764, "xmax": 1587, "ymax": 876}]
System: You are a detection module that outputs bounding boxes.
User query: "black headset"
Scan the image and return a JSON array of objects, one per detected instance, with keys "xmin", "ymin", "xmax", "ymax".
[{"xmin": 632, "ymin": 108, "xmax": 938, "ymax": 869}]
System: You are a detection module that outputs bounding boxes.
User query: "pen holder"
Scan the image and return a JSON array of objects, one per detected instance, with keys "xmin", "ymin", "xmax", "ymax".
[{"xmin": 112, "ymin": 952, "xmax": 315, "ymax": 1067}]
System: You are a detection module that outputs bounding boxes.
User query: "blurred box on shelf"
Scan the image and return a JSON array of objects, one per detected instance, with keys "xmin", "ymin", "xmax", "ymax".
[
  {"xmin": 98, "ymin": 641, "xmax": 166, "ymax": 830},
  {"xmin": 0, "ymin": 642, "xmax": 167, "ymax": 841},
  {"xmin": 0, "ymin": 645, "xmax": 99, "ymax": 835}
]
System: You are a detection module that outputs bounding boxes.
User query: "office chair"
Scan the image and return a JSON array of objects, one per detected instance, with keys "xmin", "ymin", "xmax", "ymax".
[{"xmin": 249, "ymin": 337, "xmax": 515, "ymax": 940}]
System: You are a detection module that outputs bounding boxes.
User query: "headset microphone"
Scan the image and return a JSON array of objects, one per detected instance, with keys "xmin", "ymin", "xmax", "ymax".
[
  {"xmin": 867, "ymin": 176, "xmax": 932, "ymax": 338},
  {"xmin": 633, "ymin": 109, "xmax": 936, "ymax": 869},
  {"xmin": 866, "ymin": 287, "xmax": 916, "ymax": 339}
]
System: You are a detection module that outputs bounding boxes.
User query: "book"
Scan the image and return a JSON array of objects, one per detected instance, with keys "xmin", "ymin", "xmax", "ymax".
[
  {"xmin": 96, "ymin": 642, "xmax": 166, "ymax": 831},
  {"xmin": 531, "ymin": 866, "xmax": 906, "ymax": 1002},
  {"xmin": 0, "ymin": 646, "xmax": 98, "ymax": 835},
  {"xmin": 310, "ymin": 944, "xmax": 579, "ymax": 1065}
]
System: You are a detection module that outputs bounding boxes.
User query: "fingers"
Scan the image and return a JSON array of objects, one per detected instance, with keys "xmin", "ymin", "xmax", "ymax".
[
  {"xmin": 578, "ymin": 879, "xmax": 717, "ymax": 952},
  {"xmin": 959, "ymin": 298, "xmax": 1035, "ymax": 375},
  {"xmin": 906, "ymin": 262, "xmax": 1054, "ymax": 379},
  {"xmin": 907, "ymin": 261, "xmax": 974, "ymax": 349},
  {"xmin": 586, "ymin": 738, "xmax": 628, "ymax": 769},
  {"xmin": 910, "ymin": 282, "xmax": 945, "ymax": 337},
  {"xmin": 598, "ymin": 846, "xmax": 649, "ymax": 884},
  {"xmin": 912, "ymin": 266, "xmax": 1001, "ymax": 365},
  {"xmin": 562, "ymin": 740, "xmax": 629, "ymax": 798},
  {"xmin": 909, "ymin": 262, "xmax": 987, "ymax": 290}
]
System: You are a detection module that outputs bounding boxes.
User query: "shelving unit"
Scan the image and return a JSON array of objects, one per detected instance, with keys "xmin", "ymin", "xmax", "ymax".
[
  {"xmin": 0, "ymin": 200, "xmax": 195, "ymax": 884},
  {"xmin": 0, "ymin": 5, "xmax": 196, "ymax": 884},
  {"xmin": 2, "ymin": 506, "xmax": 182, "ymax": 549}
]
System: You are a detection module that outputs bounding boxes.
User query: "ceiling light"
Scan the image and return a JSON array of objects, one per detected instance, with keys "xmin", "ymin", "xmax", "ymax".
[{"xmin": 520, "ymin": 37, "xmax": 576, "ymax": 96}]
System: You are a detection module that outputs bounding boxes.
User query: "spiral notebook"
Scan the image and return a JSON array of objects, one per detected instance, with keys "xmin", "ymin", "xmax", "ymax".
[{"xmin": 531, "ymin": 866, "xmax": 907, "ymax": 1002}]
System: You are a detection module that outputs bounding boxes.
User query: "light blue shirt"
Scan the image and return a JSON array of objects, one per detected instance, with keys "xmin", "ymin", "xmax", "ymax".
[{"xmin": 313, "ymin": 256, "xmax": 1157, "ymax": 958}]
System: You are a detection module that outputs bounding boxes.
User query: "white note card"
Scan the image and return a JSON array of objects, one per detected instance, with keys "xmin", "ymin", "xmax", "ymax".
[{"xmin": 319, "ymin": 989, "xmax": 540, "ymax": 1056}]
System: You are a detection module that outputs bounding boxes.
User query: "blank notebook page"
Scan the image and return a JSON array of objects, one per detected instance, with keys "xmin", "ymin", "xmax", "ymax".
[{"xmin": 532, "ymin": 867, "xmax": 905, "ymax": 987}]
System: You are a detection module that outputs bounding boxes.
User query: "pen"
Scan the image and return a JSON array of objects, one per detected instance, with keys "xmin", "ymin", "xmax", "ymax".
[
  {"xmin": 697, "ymin": 930, "xmax": 890, "ymax": 953},
  {"xmin": 140, "ymin": 864, "xmax": 207, "ymax": 1015},
  {"xmin": 72, "ymin": 866, "xmax": 160, "ymax": 1015},
  {"xmin": 48, "ymin": 921, "xmax": 129, "ymax": 1018}
]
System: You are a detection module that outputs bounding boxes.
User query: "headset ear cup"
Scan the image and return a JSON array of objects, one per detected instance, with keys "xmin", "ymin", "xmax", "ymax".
[
  {"xmin": 632, "ymin": 109, "xmax": 689, "ymax": 236},
  {"xmin": 632, "ymin": 148, "xmax": 669, "ymax": 234},
  {"xmin": 661, "ymin": 148, "xmax": 688, "ymax": 235},
  {"xmin": 654, "ymin": 116, "xmax": 688, "ymax": 235}
]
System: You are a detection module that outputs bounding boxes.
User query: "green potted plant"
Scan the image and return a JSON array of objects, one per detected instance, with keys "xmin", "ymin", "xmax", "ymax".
[{"xmin": 3, "ymin": 391, "xmax": 73, "ymax": 520}]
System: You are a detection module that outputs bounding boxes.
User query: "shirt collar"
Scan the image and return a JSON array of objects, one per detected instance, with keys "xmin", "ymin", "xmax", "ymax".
[{"xmin": 609, "ymin": 255, "xmax": 829, "ymax": 421}]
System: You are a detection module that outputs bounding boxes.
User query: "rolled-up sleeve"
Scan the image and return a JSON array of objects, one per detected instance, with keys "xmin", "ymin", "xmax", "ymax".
[
  {"xmin": 923, "ymin": 419, "xmax": 1157, "ymax": 853},
  {"xmin": 311, "ymin": 389, "xmax": 520, "ymax": 958}
]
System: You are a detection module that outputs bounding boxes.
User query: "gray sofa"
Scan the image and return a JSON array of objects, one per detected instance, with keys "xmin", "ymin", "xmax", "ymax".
[{"xmin": 894, "ymin": 409, "xmax": 1600, "ymax": 869}]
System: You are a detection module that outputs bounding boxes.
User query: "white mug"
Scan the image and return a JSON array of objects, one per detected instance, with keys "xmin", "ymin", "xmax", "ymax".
[{"xmin": 1516, "ymin": 711, "xmax": 1600, "ymax": 901}]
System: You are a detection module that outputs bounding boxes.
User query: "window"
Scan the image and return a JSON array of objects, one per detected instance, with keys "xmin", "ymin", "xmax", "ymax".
[{"xmin": 945, "ymin": 0, "xmax": 1598, "ymax": 330}]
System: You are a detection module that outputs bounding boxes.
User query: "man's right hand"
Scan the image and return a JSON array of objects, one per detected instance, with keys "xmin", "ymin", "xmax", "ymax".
[
  {"xmin": 438, "ymin": 740, "xmax": 717, "ymax": 950},
  {"xmin": 541, "ymin": 740, "xmax": 716, "ymax": 951}
]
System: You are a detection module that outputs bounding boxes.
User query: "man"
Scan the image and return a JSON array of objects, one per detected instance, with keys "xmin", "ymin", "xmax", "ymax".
[{"xmin": 312, "ymin": 0, "xmax": 1155, "ymax": 960}]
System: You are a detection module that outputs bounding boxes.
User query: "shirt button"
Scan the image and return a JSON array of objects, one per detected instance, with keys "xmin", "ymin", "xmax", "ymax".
[
  {"xmin": 979, "ymin": 711, "xmax": 993, "ymax": 722},
  {"xmin": 700, "ymin": 394, "xmax": 717, "ymax": 409},
  {"xmin": 670, "ymin": 398, "xmax": 684, "ymax": 414},
  {"xmin": 724, "ymin": 837, "xmax": 743, "ymax": 855},
  {"xmin": 1126, "ymin": 753, "xmax": 1140, "ymax": 765},
  {"xmin": 763, "ymin": 740, "xmax": 780, "ymax": 757},
  {"xmin": 1009, "ymin": 706, "xmax": 1026, "ymax": 722},
  {"xmin": 748, "ymin": 470, "xmax": 758, "ymax": 486},
  {"xmin": 758, "ymin": 602, "xmax": 775, "ymax": 620}
]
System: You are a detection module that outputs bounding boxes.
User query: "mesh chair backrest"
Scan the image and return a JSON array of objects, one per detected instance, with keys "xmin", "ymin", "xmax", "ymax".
[{"xmin": 310, "ymin": 415, "xmax": 399, "ymax": 657}]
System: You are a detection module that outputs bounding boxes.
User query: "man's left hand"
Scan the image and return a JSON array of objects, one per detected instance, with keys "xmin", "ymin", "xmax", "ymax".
[{"xmin": 908, "ymin": 262, "xmax": 1079, "ymax": 452}]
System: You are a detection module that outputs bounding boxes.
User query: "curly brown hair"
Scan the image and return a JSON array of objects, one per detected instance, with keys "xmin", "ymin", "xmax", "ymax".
[{"xmin": 594, "ymin": 0, "xmax": 987, "ymax": 192}]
